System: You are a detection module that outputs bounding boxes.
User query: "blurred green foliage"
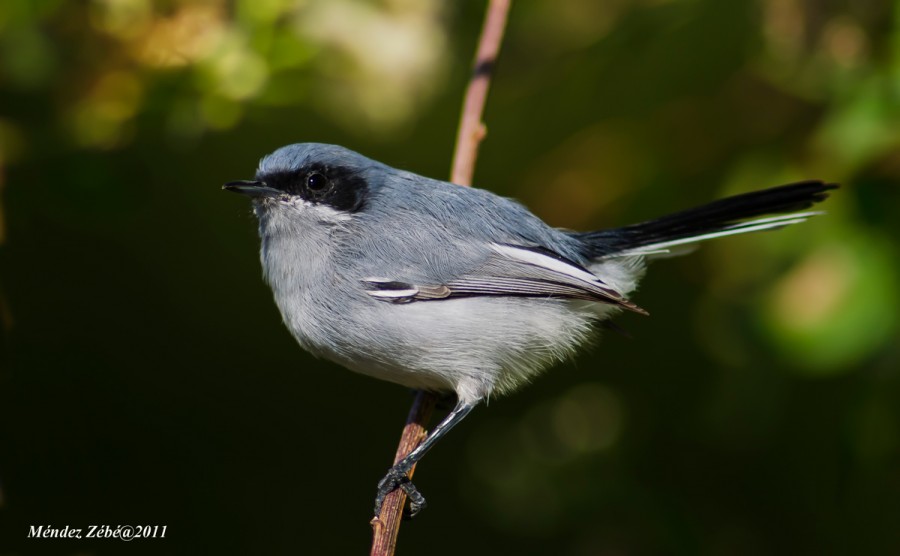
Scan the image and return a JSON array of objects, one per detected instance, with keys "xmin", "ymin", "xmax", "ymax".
[{"xmin": 1, "ymin": 1, "xmax": 898, "ymax": 555}]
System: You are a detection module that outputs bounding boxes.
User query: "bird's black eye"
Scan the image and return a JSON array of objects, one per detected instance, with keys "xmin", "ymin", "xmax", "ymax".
[{"xmin": 306, "ymin": 172, "xmax": 329, "ymax": 192}]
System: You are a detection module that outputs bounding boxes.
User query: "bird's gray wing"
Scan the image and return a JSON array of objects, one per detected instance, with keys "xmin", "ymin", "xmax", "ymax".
[{"xmin": 361, "ymin": 243, "xmax": 647, "ymax": 315}]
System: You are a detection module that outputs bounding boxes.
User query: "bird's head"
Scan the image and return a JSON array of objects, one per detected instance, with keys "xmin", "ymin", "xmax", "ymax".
[{"xmin": 224, "ymin": 143, "xmax": 377, "ymax": 225}]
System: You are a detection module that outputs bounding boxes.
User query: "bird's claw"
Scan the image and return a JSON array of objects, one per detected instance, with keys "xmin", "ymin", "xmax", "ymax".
[{"xmin": 373, "ymin": 464, "xmax": 428, "ymax": 518}]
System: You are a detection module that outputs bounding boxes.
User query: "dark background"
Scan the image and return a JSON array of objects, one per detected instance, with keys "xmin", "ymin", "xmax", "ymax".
[{"xmin": 1, "ymin": 1, "xmax": 899, "ymax": 554}]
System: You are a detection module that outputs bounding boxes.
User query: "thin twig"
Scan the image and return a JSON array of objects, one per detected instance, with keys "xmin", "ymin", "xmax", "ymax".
[
  {"xmin": 369, "ymin": 1, "xmax": 512, "ymax": 555},
  {"xmin": 369, "ymin": 393, "xmax": 436, "ymax": 556},
  {"xmin": 451, "ymin": 0, "xmax": 511, "ymax": 187}
]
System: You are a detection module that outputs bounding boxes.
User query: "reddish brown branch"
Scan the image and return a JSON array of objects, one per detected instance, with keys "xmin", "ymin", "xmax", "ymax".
[
  {"xmin": 369, "ymin": 393, "xmax": 436, "ymax": 556},
  {"xmin": 451, "ymin": 0, "xmax": 511, "ymax": 187},
  {"xmin": 369, "ymin": 1, "xmax": 511, "ymax": 555}
]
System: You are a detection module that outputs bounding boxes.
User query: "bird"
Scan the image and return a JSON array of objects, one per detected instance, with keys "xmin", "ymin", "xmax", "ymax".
[{"xmin": 223, "ymin": 142, "xmax": 836, "ymax": 516}]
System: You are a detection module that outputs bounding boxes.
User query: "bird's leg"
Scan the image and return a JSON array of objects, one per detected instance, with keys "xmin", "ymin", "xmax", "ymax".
[{"xmin": 373, "ymin": 399, "xmax": 476, "ymax": 518}]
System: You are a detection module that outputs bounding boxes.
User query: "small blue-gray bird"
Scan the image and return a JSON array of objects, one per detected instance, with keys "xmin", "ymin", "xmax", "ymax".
[{"xmin": 224, "ymin": 143, "xmax": 836, "ymax": 516}]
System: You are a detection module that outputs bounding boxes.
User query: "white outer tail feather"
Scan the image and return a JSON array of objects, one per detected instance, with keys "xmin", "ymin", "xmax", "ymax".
[{"xmin": 606, "ymin": 211, "xmax": 825, "ymax": 258}]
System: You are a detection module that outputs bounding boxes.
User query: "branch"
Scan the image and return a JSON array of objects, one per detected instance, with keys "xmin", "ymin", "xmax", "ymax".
[
  {"xmin": 451, "ymin": 0, "xmax": 511, "ymax": 187},
  {"xmin": 369, "ymin": 2, "xmax": 511, "ymax": 555},
  {"xmin": 369, "ymin": 393, "xmax": 436, "ymax": 556}
]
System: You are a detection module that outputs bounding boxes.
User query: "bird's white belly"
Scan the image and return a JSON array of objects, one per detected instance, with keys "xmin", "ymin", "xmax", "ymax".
[{"xmin": 280, "ymin": 292, "xmax": 606, "ymax": 404}]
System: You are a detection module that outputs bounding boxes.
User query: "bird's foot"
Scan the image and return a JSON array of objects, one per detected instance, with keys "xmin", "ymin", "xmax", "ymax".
[{"xmin": 373, "ymin": 463, "xmax": 427, "ymax": 519}]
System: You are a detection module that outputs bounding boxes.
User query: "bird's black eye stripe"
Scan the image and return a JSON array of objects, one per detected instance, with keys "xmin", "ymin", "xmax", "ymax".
[
  {"xmin": 256, "ymin": 163, "xmax": 368, "ymax": 212},
  {"xmin": 306, "ymin": 172, "xmax": 329, "ymax": 192}
]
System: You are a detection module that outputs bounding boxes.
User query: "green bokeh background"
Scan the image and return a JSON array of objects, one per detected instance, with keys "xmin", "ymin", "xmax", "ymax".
[{"xmin": 1, "ymin": 1, "xmax": 899, "ymax": 554}]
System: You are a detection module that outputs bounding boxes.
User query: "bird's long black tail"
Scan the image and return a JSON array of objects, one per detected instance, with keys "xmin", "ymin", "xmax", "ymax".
[{"xmin": 575, "ymin": 180, "xmax": 838, "ymax": 259}]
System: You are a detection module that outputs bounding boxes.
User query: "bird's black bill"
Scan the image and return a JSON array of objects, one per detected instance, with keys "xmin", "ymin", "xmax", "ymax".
[{"xmin": 222, "ymin": 180, "xmax": 282, "ymax": 198}]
